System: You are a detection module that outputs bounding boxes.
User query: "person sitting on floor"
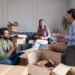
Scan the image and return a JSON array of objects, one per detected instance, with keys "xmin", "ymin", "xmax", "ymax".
[
  {"xmin": 32, "ymin": 19, "xmax": 51, "ymax": 49},
  {"xmin": 0, "ymin": 27, "xmax": 23, "ymax": 65}
]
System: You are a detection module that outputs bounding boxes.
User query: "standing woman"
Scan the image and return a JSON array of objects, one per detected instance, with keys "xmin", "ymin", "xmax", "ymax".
[
  {"xmin": 48, "ymin": 9, "xmax": 75, "ymax": 65},
  {"xmin": 50, "ymin": 9, "xmax": 75, "ymax": 52}
]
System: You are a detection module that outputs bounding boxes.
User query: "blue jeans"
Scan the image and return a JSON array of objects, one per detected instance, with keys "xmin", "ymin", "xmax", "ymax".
[
  {"xmin": 0, "ymin": 59, "xmax": 12, "ymax": 65},
  {"xmin": 32, "ymin": 39, "xmax": 48, "ymax": 48},
  {"xmin": 0, "ymin": 52, "xmax": 23, "ymax": 65}
]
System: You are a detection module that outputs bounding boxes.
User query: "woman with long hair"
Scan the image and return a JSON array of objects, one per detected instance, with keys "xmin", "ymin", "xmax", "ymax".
[{"xmin": 32, "ymin": 19, "xmax": 50, "ymax": 49}]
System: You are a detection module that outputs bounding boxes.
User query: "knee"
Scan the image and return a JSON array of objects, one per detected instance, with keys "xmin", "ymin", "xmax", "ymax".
[
  {"xmin": 36, "ymin": 39, "xmax": 40, "ymax": 42},
  {"xmin": 5, "ymin": 59, "xmax": 12, "ymax": 65}
]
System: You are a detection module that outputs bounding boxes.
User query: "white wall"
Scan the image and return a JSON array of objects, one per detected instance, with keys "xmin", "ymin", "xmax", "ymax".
[
  {"xmin": 37, "ymin": 0, "xmax": 70, "ymax": 33},
  {"xmin": 0, "ymin": 0, "xmax": 4, "ymax": 27},
  {"xmin": 0, "ymin": 0, "xmax": 70, "ymax": 32},
  {"xmin": 70, "ymin": 0, "xmax": 75, "ymax": 8}
]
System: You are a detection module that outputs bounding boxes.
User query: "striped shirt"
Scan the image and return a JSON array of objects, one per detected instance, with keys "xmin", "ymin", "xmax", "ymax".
[{"xmin": 67, "ymin": 20, "xmax": 75, "ymax": 46}]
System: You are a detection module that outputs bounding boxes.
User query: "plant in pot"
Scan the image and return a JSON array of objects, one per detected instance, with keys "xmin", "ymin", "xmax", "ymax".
[{"xmin": 62, "ymin": 17, "xmax": 69, "ymax": 31}]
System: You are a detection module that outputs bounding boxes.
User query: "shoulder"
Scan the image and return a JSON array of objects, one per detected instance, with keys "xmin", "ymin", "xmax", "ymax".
[
  {"xmin": 46, "ymin": 27, "xmax": 49, "ymax": 30},
  {"xmin": 72, "ymin": 20, "xmax": 75, "ymax": 26},
  {"xmin": 0, "ymin": 39, "xmax": 2, "ymax": 44},
  {"xmin": 8, "ymin": 40, "xmax": 13, "ymax": 46},
  {"xmin": 46, "ymin": 27, "xmax": 50, "ymax": 32},
  {"xmin": 8, "ymin": 40, "xmax": 13, "ymax": 44},
  {"xmin": 0, "ymin": 39, "xmax": 3, "ymax": 48}
]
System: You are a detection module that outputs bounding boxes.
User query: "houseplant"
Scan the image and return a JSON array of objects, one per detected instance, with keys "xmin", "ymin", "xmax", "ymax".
[{"xmin": 62, "ymin": 17, "xmax": 69, "ymax": 31}]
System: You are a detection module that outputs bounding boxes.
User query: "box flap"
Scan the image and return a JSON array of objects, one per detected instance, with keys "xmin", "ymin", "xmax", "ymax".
[
  {"xmin": 5, "ymin": 66, "xmax": 28, "ymax": 75},
  {"xmin": 51, "ymin": 63, "xmax": 71, "ymax": 75},
  {"xmin": 41, "ymin": 50, "xmax": 61, "ymax": 64},
  {"xmin": 0, "ymin": 65, "xmax": 13, "ymax": 74},
  {"xmin": 0, "ymin": 65, "xmax": 28, "ymax": 75},
  {"xmin": 28, "ymin": 64, "xmax": 51, "ymax": 75}
]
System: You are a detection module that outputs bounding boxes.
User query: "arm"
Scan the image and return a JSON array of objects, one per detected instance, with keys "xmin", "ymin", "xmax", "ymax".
[
  {"xmin": 0, "ymin": 44, "xmax": 5, "ymax": 59},
  {"xmin": 6, "ymin": 42, "xmax": 17, "ymax": 57},
  {"xmin": 66, "ymin": 24, "xmax": 75, "ymax": 41},
  {"xmin": 35, "ymin": 27, "xmax": 51, "ymax": 40},
  {"xmin": 34, "ymin": 34, "xmax": 50, "ymax": 40},
  {"xmin": 34, "ymin": 35, "xmax": 42, "ymax": 39},
  {"xmin": 56, "ymin": 34, "xmax": 65, "ymax": 39},
  {"xmin": 56, "ymin": 24, "xmax": 75, "ymax": 40},
  {"xmin": 0, "ymin": 41, "xmax": 17, "ymax": 58},
  {"xmin": 40, "ymin": 33, "xmax": 50, "ymax": 40},
  {"xmin": 41, "ymin": 28, "xmax": 51, "ymax": 40},
  {"xmin": 38, "ymin": 28, "xmax": 51, "ymax": 40}
]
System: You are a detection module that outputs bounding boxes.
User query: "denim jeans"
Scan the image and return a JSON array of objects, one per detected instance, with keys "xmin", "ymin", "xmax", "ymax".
[
  {"xmin": 0, "ymin": 59, "xmax": 12, "ymax": 65},
  {"xmin": 0, "ymin": 52, "xmax": 23, "ymax": 65},
  {"xmin": 32, "ymin": 39, "xmax": 48, "ymax": 48}
]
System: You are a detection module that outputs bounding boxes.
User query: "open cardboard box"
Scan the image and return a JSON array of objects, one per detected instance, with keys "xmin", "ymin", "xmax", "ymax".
[
  {"xmin": 12, "ymin": 34, "xmax": 27, "ymax": 45},
  {"xmin": 20, "ymin": 49, "xmax": 61, "ymax": 75},
  {"xmin": 28, "ymin": 64, "xmax": 51, "ymax": 75},
  {"xmin": 0, "ymin": 64, "xmax": 28, "ymax": 75},
  {"xmin": 12, "ymin": 37, "xmax": 27, "ymax": 45},
  {"xmin": 51, "ymin": 63, "xmax": 71, "ymax": 75},
  {"xmin": 8, "ymin": 24, "xmax": 18, "ymax": 32},
  {"xmin": 20, "ymin": 49, "xmax": 75, "ymax": 75},
  {"xmin": 28, "ymin": 63, "xmax": 75, "ymax": 75},
  {"xmin": 20, "ymin": 49, "xmax": 61, "ymax": 65},
  {"xmin": 51, "ymin": 63, "xmax": 75, "ymax": 75}
]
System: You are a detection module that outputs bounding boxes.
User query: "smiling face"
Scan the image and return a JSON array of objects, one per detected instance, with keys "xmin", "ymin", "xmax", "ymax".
[
  {"xmin": 39, "ymin": 19, "xmax": 45, "ymax": 29},
  {"xmin": 66, "ymin": 9, "xmax": 75, "ymax": 24},
  {"xmin": 2, "ymin": 30, "xmax": 9, "ymax": 40}
]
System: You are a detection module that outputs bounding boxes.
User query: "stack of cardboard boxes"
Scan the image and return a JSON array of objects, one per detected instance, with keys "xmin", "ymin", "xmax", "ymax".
[
  {"xmin": 19, "ymin": 49, "xmax": 61, "ymax": 75},
  {"xmin": 0, "ymin": 48, "xmax": 75, "ymax": 75},
  {"xmin": 7, "ymin": 21, "xmax": 28, "ymax": 45},
  {"xmin": 19, "ymin": 49, "xmax": 75, "ymax": 75}
]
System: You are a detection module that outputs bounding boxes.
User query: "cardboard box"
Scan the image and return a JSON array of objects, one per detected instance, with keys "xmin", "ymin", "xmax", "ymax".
[
  {"xmin": 28, "ymin": 63, "xmax": 75, "ymax": 75},
  {"xmin": 66, "ymin": 67, "xmax": 75, "ymax": 75},
  {"xmin": 28, "ymin": 64, "xmax": 51, "ymax": 75},
  {"xmin": 41, "ymin": 50, "xmax": 61, "ymax": 65},
  {"xmin": 8, "ymin": 24, "xmax": 18, "ymax": 32},
  {"xmin": 19, "ymin": 49, "xmax": 75, "ymax": 75},
  {"xmin": 51, "ymin": 63, "xmax": 71, "ymax": 75},
  {"xmin": 19, "ymin": 52, "xmax": 28, "ymax": 66},
  {"xmin": 20, "ymin": 50, "xmax": 61, "ymax": 65},
  {"xmin": 20, "ymin": 49, "xmax": 61, "ymax": 75},
  {"xmin": 12, "ymin": 37, "xmax": 26, "ymax": 45},
  {"xmin": 19, "ymin": 49, "xmax": 40, "ymax": 65},
  {"xmin": 37, "ymin": 60, "xmax": 54, "ymax": 70},
  {"xmin": 0, "ymin": 64, "xmax": 28, "ymax": 75},
  {"xmin": 12, "ymin": 34, "xmax": 27, "ymax": 45}
]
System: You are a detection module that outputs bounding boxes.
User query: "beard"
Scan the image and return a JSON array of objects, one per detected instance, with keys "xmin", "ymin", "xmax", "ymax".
[{"xmin": 3, "ymin": 36, "xmax": 9, "ymax": 40}]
